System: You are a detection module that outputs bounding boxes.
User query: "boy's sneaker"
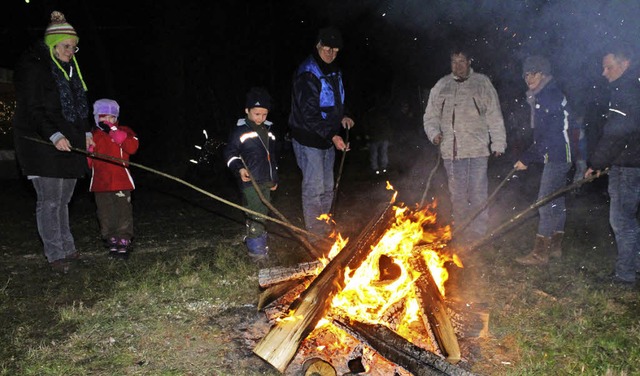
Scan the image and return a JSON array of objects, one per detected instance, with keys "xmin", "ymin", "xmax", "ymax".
[{"xmin": 117, "ymin": 238, "xmax": 131, "ymax": 254}]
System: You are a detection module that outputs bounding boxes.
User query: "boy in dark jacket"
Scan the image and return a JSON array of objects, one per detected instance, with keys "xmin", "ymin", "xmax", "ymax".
[
  {"xmin": 88, "ymin": 99, "xmax": 139, "ymax": 256},
  {"xmin": 224, "ymin": 88, "xmax": 278, "ymax": 259}
]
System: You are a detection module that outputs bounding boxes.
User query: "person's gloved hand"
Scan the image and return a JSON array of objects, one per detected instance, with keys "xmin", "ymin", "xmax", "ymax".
[{"xmin": 109, "ymin": 129, "xmax": 127, "ymax": 145}]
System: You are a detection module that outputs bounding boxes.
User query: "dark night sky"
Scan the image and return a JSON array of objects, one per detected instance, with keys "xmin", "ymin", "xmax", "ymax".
[{"xmin": 1, "ymin": 0, "xmax": 639, "ymax": 165}]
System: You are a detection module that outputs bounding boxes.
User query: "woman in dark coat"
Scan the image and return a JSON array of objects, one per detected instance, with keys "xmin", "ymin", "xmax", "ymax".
[{"xmin": 13, "ymin": 11, "xmax": 94, "ymax": 273}]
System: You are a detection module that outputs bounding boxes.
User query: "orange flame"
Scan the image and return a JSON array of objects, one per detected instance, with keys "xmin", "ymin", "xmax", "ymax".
[{"xmin": 310, "ymin": 203, "xmax": 460, "ymax": 351}]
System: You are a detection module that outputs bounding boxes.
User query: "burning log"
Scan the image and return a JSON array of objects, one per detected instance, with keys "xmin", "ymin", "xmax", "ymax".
[
  {"xmin": 258, "ymin": 261, "xmax": 323, "ymax": 288},
  {"xmin": 332, "ymin": 317, "xmax": 476, "ymax": 376},
  {"xmin": 253, "ymin": 203, "xmax": 396, "ymax": 372},
  {"xmin": 410, "ymin": 253, "xmax": 461, "ymax": 363}
]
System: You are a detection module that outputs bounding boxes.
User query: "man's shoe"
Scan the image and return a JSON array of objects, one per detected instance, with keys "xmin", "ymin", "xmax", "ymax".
[
  {"xmin": 600, "ymin": 273, "xmax": 636, "ymax": 288},
  {"xmin": 50, "ymin": 259, "xmax": 70, "ymax": 274}
]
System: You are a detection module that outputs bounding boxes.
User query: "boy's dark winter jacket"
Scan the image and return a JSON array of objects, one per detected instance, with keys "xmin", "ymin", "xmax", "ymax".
[{"xmin": 224, "ymin": 118, "xmax": 278, "ymax": 188}]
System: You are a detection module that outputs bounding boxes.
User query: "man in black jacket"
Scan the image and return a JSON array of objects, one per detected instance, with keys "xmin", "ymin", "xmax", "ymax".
[
  {"xmin": 586, "ymin": 44, "xmax": 640, "ymax": 286},
  {"xmin": 289, "ymin": 26, "xmax": 354, "ymax": 244}
]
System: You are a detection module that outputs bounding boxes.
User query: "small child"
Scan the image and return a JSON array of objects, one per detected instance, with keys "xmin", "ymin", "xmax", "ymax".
[
  {"xmin": 88, "ymin": 99, "xmax": 139, "ymax": 256},
  {"xmin": 223, "ymin": 87, "xmax": 278, "ymax": 259}
]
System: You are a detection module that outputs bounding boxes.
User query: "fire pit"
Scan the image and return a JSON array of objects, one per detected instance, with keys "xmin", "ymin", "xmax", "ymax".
[{"xmin": 254, "ymin": 199, "xmax": 487, "ymax": 375}]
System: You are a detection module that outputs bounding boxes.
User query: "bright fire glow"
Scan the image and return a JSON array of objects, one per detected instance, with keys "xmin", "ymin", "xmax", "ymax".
[{"xmin": 313, "ymin": 203, "xmax": 459, "ymax": 347}]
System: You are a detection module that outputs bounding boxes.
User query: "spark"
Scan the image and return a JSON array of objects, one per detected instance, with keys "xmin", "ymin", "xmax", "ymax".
[
  {"xmin": 202, "ymin": 129, "xmax": 208, "ymax": 139},
  {"xmin": 194, "ymin": 145, "xmax": 202, "ymax": 150},
  {"xmin": 189, "ymin": 159, "xmax": 198, "ymax": 164}
]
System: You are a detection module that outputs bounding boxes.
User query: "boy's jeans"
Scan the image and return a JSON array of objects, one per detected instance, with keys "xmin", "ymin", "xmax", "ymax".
[
  {"xmin": 32, "ymin": 177, "xmax": 77, "ymax": 263},
  {"xmin": 443, "ymin": 157, "xmax": 488, "ymax": 238},
  {"xmin": 243, "ymin": 184, "xmax": 272, "ymax": 238},
  {"xmin": 292, "ymin": 139, "xmax": 335, "ymax": 240},
  {"xmin": 608, "ymin": 166, "xmax": 640, "ymax": 282},
  {"xmin": 537, "ymin": 162, "xmax": 571, "ymax": 237}
]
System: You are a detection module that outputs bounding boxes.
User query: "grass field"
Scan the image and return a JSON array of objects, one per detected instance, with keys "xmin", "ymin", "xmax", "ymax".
[{"xmin": 2, "ymin": 153, "xmax": 639, "ymax": 375}]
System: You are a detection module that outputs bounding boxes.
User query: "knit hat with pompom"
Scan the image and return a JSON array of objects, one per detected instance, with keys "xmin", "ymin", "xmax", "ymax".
[{"xmin": 44, "ymin": 11, "xmax": 78, "ymax": 47}]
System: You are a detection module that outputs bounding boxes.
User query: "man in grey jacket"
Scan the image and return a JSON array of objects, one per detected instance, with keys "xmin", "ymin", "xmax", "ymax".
[{"xmin": 424, "ymin": 47, "xmax": 506, "ymax": 241}]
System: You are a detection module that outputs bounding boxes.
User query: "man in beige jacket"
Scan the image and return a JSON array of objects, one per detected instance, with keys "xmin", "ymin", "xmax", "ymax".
[{"xmin": 424, "ymin": 46, "xmax": 506, "ymax": 241}]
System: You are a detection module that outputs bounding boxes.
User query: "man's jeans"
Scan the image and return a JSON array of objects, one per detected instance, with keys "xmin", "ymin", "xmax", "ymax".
[
  {"xmin": 443, "ymin": 157, "xmax": 488, "ymax": 238},
  {"xmin": 292, "ymin": 139, "xmax": 335, "ymax": 239},
  {"xmin": 369, "ymin": 140, "xmax": 389, "ymax": 171},
  {"xmin": 608, "ymin": 166, "xmax": 640, "ymax": 282},
  {"xmin": 537, "ymin": 162, "xmax": 572, "ymax": 237},
  {"xmin": 32, "ymin": 177, "xmax": 77, "ymax": 263}
]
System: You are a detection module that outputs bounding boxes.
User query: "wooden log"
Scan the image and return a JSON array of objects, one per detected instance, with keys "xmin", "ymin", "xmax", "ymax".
[
  {"xmin": 262, "ymin": 278, "xmax": 313, "ymax": 322},
  {"xmin": 258, "ymin": 277, "xmax": 312, "ymax": 311},
  {"xmin": 446, "ymin": 300, "xmax": 490, "ymax": 339},
  {"xmin": 258, "ymin": 261, "xmax": 323, "ymax": 288},
  {"xmin": 253, "ymin": 203, "xmax": 396, "ymax": 372},
  {"xmin": 302, "ymin": 358, "xmax": 337, "ymax": 376},
  {"xmin": 410, "ymin": 255, "xmax": 462, "ymax": 364},
  {"xmin": 332, "ymin": 317, "xmax": 476, "ymax": 376}
]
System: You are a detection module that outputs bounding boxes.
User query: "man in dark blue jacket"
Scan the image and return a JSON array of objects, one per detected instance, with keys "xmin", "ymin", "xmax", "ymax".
[
  {"xmin": 586, "ymin": 45, "xmax": 640, "ymax": 287},
  {"xmin": 289, "ymin": 26, "xmax": 354, "ymax": 244}
]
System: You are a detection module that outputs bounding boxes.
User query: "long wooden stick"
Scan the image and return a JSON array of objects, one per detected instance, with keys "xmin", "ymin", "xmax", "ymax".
[
  {"xmin": 22, "ymin": 136, "xmax": 318, "ymax": 241},
  {"xmin": 330, "ymin": 128, "xmax": 350, "ymax": 216},
  {"xmin": 453, "ymin": 166, "xmax": 518, "ymax": 237},
  {"xmin": 419, "ymin": 150, "xmax": 441, "ymax": 207},
  {"xmin": 459, "ymin": 171, "xmax": 608, "ymax": 253},
  {"xmin": 240, "ymin": 158, "xmax": 325, "ymax": 259}
]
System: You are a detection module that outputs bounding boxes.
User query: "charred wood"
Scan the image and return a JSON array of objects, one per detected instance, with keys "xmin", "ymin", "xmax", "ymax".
[
  {"xmin": 332, "ymin": 318, "xmax": 476, "ymax": 376},
  {"xmin": 446, "ymin": 300, "xmax": 490, "ymax": 339},
  {"xmin": 258, "ymin": 277, "xmax": 313, "ymax": 312},
  {"xmin": 262, "ymin": 278, "xmax": 313, "ymax": 322}
]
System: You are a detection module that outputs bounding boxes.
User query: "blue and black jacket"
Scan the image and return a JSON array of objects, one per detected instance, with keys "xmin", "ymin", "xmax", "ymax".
[
  {"xmin": 519, "ymin": 79, "xmax": 572, "ymax": 165},
  {"xmin": 288, "ymin": 52, "xmax": 346, "ymax": 149}
]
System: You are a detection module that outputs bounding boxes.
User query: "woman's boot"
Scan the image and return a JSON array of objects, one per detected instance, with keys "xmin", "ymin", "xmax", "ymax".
[
  {"xmin": 515, "ymin": 234, "xmax": 551, "ymax": 266},
  {"xmin": 549, "ymin": 231, "xmax": 564, "ymax": 259}
]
